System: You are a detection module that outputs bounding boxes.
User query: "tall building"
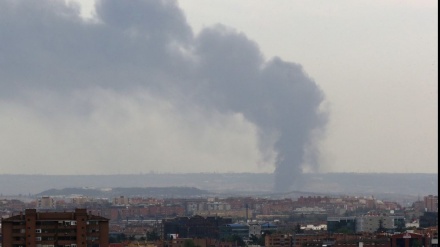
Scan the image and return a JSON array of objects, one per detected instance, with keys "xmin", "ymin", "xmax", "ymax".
[
  {"xmin": 1, "ymin": 208, "xmax": 109, "ymax": 247},
  {"xmin": 424, "ymin": 195, "xmax": 438, "ymax": 213}
]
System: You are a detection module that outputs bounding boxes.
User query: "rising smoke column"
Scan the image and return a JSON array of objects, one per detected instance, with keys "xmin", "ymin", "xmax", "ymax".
[
  {"xmin": 194, "ymin": 27, "xmax": 327, "ymax": 191},
  {"xmin": 0, "ymin": 0, "xmax": 327, "ymax": 191}
]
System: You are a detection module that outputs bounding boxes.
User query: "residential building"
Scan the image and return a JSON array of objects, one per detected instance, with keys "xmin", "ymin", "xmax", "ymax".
[
  {"xmin": 390, "ymin": 232, "xmax": 430, "ymax": 247},
  {"xmin": 356, "ymin": 215, "xmax": 405, "ymax": 233},
  {"xmin": 424, "ymin": 196, "xmax": 438, "ymax": 213},
  {"xmin": 1, "ymin": 208, "xmax": 109, "ymax": 247},
  {"xmin": 328, "ymin": 215, "xmax": 405, "ymax": 234},
  {"xmin": 113, "ymin": 196, "xmax": 130, "ymax": 206},
  {"xmin": 38, "ymin": 196, "xmax": 55, "ymax": 209},
  {"xmin": 265, "ymin": 233, "xmax": 292, "ymax": 247}
]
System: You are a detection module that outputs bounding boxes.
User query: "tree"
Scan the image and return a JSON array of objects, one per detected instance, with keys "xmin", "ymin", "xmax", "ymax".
[
  {"xmin": 376, "ymin": 219, "xmax": 386, "ymax": 233},
  {"xmin": 395, "ymin": 220, "xmax": 406, "ymax": 233}
]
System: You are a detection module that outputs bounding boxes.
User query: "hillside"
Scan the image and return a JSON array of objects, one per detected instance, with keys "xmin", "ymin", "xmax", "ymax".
[{"xmin": 0, "ymin": 173, "xmax": 436, "ymax": 198}]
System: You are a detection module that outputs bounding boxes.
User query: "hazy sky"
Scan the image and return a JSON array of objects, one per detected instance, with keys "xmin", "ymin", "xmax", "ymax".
[
  {"xmin": 0, "ymin": 0, "xmax": 437, "ymax": 178},
  {"xmin": 176, "ymin": 0, "xmax": 439, "ymax": 174}
]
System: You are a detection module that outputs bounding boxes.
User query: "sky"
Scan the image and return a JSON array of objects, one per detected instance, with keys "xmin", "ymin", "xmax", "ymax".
[
  {"xmin": 175, "ymin": 0, "xmax": 439, "ymax": 175},
  {"xmin": 0, "ymin": 0, "xmax": 437, "ymax": 186}
]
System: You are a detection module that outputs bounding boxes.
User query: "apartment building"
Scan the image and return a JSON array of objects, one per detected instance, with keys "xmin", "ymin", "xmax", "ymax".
[
  {"xmin": 424, "ymin": 196, "xmax": 438, "ymax": 213},
  {"xmin": 38, "ymin": 197, "xmax": 55, "ymax": 209},
  {"xmin": 356, "ymin": 215, "xmax": 405, "ymax": 233},
  {"xmin": 265, "ymin": 234, "xmax": 293, "ymax": 247},
  {"xmin": 328, "ymin": 215, "xmax": 405, "ymax": 233},
  {"xmin": 1, "ymin": 208, "xmax": 109, "ymax": 247}
]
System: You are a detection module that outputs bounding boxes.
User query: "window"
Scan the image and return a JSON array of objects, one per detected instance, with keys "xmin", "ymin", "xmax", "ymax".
[{"xmin": 36, "ymin": 229, "xmax": 42, "ymax": 233}]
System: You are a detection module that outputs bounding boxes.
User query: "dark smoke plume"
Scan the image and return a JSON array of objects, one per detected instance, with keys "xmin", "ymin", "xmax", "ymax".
[{"xmin": 0, "ymin": 0, "xmax": 327, "ymax": 191}]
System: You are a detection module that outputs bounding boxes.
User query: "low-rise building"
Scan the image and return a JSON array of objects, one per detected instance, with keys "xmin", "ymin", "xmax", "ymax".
[{"xmin": 162, "ymin": 215, "xmax": 232, "ymax": 239}]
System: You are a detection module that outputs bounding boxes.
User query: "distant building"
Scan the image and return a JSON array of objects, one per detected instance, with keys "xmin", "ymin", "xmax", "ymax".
[
  {"xmin": 293, "ymin": 207, "xmax": 326, "ymax": 215},
  {"xmin": 424, "ymin": 195, "xmax": 438, "ymax": 213},
  {"xmin": 113, "ymin": 196, "xmax": 130, "ymax": 206},
  {"xmin": 163, "ymin": 238, "xmax": 234, "ymax": 247},
  {"xmin": 327, "ymin": 215, "xmax": 405, "ymax": 233},
  {"xmin": 265, "ymin": 233, "xmax": 292, "ymax": 247},
  {"xmin": 266, "ymin": 233, "xmax": 337, "ymax": 247},
  {"xmin": 419, "ymin": 212, "xmax": 438, "ymax": 228},
  {"xmin": 327, "ymin": 217, "xmax": 357, "ymax": 233},
  {"xmin": 248, "ymin": 222, "xmax": 262, "ymax": 237},
  {"xmin": 391, "ymin": 232, "xmax": 431, "ymax": 247},
  {"xmin": 301, "ymin": 224, "xmax": 327, "ymax": 231},
  {"xmin": 71, "ymin": 196, "xmax": 90, "ymax": 206},
  {"xmin": 206, "ymin": 202, "xmax": 231, "ymax": 211},
  {"xmin": 38, "ymin": 196, "xmax": 55, "ymax": 209},
  {"xmin": 1, "ymin": 208, "xmax": 109, "ymax": 247},
  {"xmin": 248, "ymin": 221, "xmax": 278, "ymax": 238},
  {"xmin": 356, "ymin": 215, "xmax": 405, "ymax": 233},
  {"xmin": 333, "ymin": 237, "xmax": 390, "ymax": 247},
  {"xmin": 162, "ymin": 215, "xmax": 232, "ymax": 239},
  {"xmin": 261, "ymin": 222, "xmax": 278, "ymax": 234},
  {"xmin": 219, "ymin": 223, "xmax": 249, "ymax": 240}
]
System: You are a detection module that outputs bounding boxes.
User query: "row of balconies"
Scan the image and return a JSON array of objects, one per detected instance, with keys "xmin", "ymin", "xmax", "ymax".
[
  {"xmin": 11, "ymin": 225, "xmax": 77, "ymax": 230},
  {"xmin": 9, "ymin": 226, "xmax": 102, "ymax": 238}
]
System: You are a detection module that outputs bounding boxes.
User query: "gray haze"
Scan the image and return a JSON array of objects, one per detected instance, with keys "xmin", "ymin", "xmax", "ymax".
[
  {"xmin": 0, "ymin": 0, "xmax": 326, "ymax": 191},
  {"xmin": 0, "ymin": 173, "xmax": 437, "ymax": 199}
]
